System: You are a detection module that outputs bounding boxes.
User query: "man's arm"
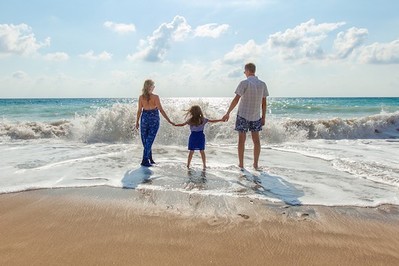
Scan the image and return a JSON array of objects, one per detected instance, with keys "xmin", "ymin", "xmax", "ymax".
[
  {"xmin": 261, "ymin": 97, "xmax": 267, "ymax": 126},
  {"xmin": 222, "ymin": 94, "xmax": 241, "ymax": 122}
]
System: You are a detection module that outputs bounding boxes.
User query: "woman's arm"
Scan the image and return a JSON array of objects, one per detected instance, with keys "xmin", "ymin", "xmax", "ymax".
[
  {"xmin": 135, "ymin": 96, "xmax": 143, "ymax": 129},
  {"xmin": 155, "ymin": 95, "xmax": 174, "ymax": 125}
]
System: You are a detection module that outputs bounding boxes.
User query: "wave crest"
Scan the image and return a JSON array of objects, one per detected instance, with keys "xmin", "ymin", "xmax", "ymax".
[
  {"xmin": 279, "ymin": 112, "xmax": 399, "ymax": 140},
  {"xmin": 1, "ymin": 104, "xmax": 398, "ymax": 143}
]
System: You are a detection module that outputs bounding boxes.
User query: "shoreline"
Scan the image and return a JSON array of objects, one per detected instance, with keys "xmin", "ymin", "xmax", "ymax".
[{"xmin": 1, "ymin": 187, "xmax": 399, "ymax": 265}]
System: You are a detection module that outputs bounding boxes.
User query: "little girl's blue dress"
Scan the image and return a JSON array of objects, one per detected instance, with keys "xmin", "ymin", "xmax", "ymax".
[{"xmin": 188, "ymin": 118, "xmax": 208, "ymax": 150}]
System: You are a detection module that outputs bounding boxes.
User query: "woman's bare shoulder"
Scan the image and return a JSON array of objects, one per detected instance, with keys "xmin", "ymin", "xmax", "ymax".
[{"xmin": 151, "ymin": 94, "xmax": 160, "ymax": 102}]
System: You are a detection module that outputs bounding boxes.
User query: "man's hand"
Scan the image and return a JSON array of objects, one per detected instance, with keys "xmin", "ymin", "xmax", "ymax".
[{"xmin": 222, "ymin": 113, "xmax": 230, "ymax": 122}]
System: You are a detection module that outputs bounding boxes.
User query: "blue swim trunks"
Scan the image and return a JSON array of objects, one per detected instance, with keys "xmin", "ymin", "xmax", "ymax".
[{"xmin": 235, "ymin": 115, "xmax": 262, "ymax": 132}]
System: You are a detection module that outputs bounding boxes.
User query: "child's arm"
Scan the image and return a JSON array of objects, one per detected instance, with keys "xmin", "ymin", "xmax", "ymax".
[
  {"xmin": 208, "ymin": 118, "xmax": 224, "ymax": 123},
  {"xmin": 174, "ymin": 121, "xmax": 188, "ymax": 127}
]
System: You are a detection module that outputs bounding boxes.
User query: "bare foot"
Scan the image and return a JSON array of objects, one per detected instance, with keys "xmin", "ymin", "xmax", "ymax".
[{"xmin": 253, "ymin": 164, "xmax": 264, "ymax": 171}]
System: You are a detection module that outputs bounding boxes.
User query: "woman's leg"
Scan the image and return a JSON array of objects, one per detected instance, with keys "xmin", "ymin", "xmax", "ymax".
[
  {"xmin": 144, "ymin": 119, "xmax": 159, "ymax": 161},
  {"xmin": 140, "ymin": 111, "xmax": 159, "ymax": 166},
  {"xmin": 140, "ymin": 115, "xmax": 150, "ymax": 163}
]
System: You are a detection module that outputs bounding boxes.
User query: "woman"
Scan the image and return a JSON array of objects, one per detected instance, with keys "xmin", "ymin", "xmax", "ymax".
[{"xmin": 135, "ymin": 79, "xmax": 174, "ymax": 167}]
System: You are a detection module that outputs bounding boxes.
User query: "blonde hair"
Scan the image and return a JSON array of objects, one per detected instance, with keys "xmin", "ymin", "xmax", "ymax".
[
  {"xmin": 142, "ymin": 79, "xmax": 154, "ymax": 101},
  {"xmin": 185, "ymin": 105, "xmax": 204, "ymax": 126}
]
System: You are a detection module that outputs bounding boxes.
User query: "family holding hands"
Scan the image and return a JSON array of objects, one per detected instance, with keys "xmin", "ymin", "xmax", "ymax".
[{"xmin": 135, "ymin": 63, "xmax": 269, "ymax": 170}]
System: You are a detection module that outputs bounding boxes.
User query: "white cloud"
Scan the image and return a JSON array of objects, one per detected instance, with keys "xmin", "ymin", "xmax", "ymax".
[
  {"xmin": 128, "ymin": 16, "xmax": 190, "ymax": 62},
  {"xmin": 227, "ymin": 68, "xmax": 243, "ymax": 78},
  {"xmin": 0, "ymin": 23, "xmax": 50, "ymax": 56},
  {"xmin": 194, "ymin": 23, "xmax": 229, "ymax": 38},
  {"xmin": 12, "ymin": 71, "xmax": 28, "ymax": 80},
  {"xmin": 128, "ymin": 15, "xmax": 229, "ymax": 62},
  {"xmin": 79, "ymin": 50, "xmax": 112, "ymax": 61},
  {"xmin": 223, "ymin": 40, "xmax": 264, "ymax": 64},
  {"xmin": 222, "ymin": 19, "xmax": 399, "ymax": 67},
  {"xmin": 333, "ymin": 27, "xmax": 368, "ymax": 59},
  {"xmin": 104, "ymin": 21, "xmax": 136, "ymax": 34},
  {"xmin": 44, "ymin": 52, "xmax": 69, "ymax": 61},
  {"xmin": 267, "ymin": 19, "xmax": 346, "ymax": 60},
  {"xmin": 171, "ymin": 16, "xmax": 192, "ymax": 41},
  {"xmin": 358, "ymin": 40, "xmax": 399, "ymax": 64}
]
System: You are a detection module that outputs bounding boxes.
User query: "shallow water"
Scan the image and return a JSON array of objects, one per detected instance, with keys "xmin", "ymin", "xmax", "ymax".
[{"xmin": 1, "ymin": 97, "xmax": 398, "ymax": 207}]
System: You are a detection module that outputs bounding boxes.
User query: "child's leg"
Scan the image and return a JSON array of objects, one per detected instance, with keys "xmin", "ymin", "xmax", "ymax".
[
  {"xmin": 199, "ymin": 150, "xmax": 206, "ymax": 169},
  {"xmin": 187, "ymin": 150, "xmax": 194, "ymax": 168}
]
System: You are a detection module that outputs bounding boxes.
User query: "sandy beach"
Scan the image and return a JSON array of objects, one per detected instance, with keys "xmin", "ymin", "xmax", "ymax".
[{"xmin": 1, "ymin": 187, "xmax": 399, "ymax": 266}]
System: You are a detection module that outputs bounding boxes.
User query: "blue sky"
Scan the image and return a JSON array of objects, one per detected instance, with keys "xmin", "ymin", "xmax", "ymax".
[{"xmin": 1, "ymin": 0, "xmax": 398, "ymax": 98}]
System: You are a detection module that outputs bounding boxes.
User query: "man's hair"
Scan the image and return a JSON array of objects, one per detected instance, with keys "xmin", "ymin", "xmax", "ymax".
[{"xmin": 245, "ymin": 63, "xmax": 256, "ymax": 73}]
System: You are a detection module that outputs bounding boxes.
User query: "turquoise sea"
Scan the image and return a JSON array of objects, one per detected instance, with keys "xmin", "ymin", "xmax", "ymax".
[{"xmin": 1, "ymin": 97, "xmax": 399, "ymax": 121}]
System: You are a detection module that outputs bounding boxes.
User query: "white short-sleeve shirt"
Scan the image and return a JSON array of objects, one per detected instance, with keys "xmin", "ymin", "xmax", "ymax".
[{"xmin": 235, "ymin": 76, "xmax": 269, "ymax": 121}]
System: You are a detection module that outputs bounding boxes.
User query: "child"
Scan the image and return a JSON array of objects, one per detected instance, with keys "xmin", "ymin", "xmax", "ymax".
[{"xmin": 175, "ymin": 105, "xmax": 224, "ymax": 169}]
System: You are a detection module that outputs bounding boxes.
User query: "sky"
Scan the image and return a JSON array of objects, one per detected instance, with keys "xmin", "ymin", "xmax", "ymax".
[{"xmin": 0, "ymin": 0, "xmax": 399, "ymax": 98}]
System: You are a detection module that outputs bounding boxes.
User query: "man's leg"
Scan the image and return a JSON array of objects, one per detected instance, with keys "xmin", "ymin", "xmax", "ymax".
[
  {"xmin": 251, "ymin": 131, "xmax": 261, "ymax": 169},
  {"xmin": 238, "ymin": 132, "xmax": 246, "ymax": 168}
]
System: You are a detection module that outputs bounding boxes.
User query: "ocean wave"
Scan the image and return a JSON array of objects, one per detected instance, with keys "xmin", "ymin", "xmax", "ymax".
[
  {"xmin": 1, "ymin": 104, "xmax": 399, "ymax": 143},
  {"xmin": 279, "ymin": 112, "xmax": 399, "ymax": 140},
  {"xmin": 0, "ymin": 120, "xmax": 72, "ymax": 139}
]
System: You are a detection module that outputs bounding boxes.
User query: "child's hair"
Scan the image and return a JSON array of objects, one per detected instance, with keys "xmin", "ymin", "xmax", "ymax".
[
  {"xmin": 142, "ymin": 79, "xmax": 154, "ymax": 102},
  {"xmin": 185, "ymin": 105, "xmax": 204, "ymax": 126}
]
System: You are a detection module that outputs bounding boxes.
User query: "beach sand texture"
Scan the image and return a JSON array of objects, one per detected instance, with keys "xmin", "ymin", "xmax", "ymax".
[{"xmin": 1, "ymin": 187, "xmax": 399, "ymax": 266}]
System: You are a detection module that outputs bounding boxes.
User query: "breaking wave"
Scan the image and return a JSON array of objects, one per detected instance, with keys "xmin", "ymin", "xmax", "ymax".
[{"xmin": 1, "ymin": 103, "xmax": 398, "ymax": 143}]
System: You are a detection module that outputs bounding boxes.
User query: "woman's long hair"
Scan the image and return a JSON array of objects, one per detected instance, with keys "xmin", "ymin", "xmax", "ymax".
[
  {"xmin": 185, "ymin": 105, "xmax": 204, "ymax": 126},
  {"xmin": 142, "ymin": 79, "xmax": 154, "ymax": 102}
]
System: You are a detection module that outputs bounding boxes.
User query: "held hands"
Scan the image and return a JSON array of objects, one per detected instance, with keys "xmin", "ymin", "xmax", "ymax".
[{"xmin": 222, "ymin": 113, "xmax": 230, "ymax": 122}]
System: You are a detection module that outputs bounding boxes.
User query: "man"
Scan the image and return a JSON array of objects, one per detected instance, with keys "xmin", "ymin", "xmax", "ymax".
[{"xmin": 222, "ymin": 63, "xmax": 269, "ymax": 170}]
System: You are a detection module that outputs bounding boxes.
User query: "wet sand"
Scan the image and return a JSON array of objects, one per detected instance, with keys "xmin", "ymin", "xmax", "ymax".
[{"xmin": 1, "ymin": 187, "xmax": 399, "ymax": 265}]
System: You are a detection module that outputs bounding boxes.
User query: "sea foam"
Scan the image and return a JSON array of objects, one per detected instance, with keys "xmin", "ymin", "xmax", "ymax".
[{"xmin": 1, "ymin": 103, "xmax": 398, "ymax": 143}]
